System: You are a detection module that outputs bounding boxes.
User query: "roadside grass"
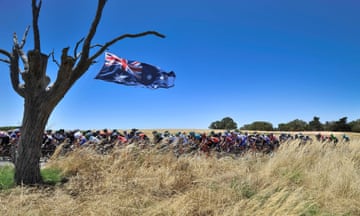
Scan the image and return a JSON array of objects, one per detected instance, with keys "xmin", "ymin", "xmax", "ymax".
[
  {"xmin": 0, "ymin": 134, "xmax": 359, "ymax": 215},
  {"xmin": 41, "ymin": 167, "xmax": 63, "ymax": 185},
  {"xmin": 0, "ymin": 166, "xmax": 63, "ymax": 189},
  {"xmin": 0, "ymin": 166, "xmax": 14, "ymax": 189}
]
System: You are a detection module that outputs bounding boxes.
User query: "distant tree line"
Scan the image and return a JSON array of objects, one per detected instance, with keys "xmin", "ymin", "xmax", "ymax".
[
  {"xmin": 209, "ymin": 117, "xmax": 238, "ymax": 130},
  {"xmin": 0, "ymin": 126, "xmax": 20, "ymax": 131},
  {"xmin": 209, "ymin": 116, "xmax": 360, "ymax": 132}
]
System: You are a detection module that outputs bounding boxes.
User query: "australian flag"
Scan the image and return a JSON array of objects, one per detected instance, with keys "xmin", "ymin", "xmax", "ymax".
[{"xmin": 95, "ymin": 52, "xmax": 175, "ymax": 89}]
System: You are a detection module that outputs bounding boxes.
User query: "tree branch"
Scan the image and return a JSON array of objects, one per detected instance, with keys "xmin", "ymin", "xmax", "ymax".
[
  {"xmin": 71, "ymin": 0, "xmax": 107, "ymax": 82},
  {"xmin": 46, "ymin": 47, "xmax": 75, "ymax": 100},
  {"xmin": 10, "ymin": 48, "xmax": 25, "ymax": 97},
  {"xmin": 32, "ymin": 0, "xmax": 42, "ymax": 50},
  {"xmin": 79, "ymin": 0, "xmax": 106, "ymax": 63},
  {"xmin": 72, "ymin": 3, "xmax": 165, "ymax": 84},
  {"xmin": 0, "ymin": 49, "xmax": 11, "ymax": 59},
  {"xmin": 90, "ymin": 44, "xmax": 104, "ymax": 49},
  {"xmin": 50, "ymin": 49, "xmax": 60, "ymax": 67},
  {"xmin": 51, "ymin": 47, "xmax": 75, "ymax": 87},
  {"xmin": 0, "ymin": 49, "xmax": 11, "ymax": 64},
  {"xmin": 74, "ymin": 43, "xmax": 105, "ymax": 61},
  {"xmin": 90, "ymin": 31, "xmax": 165, "ymax": 61},
  {"xmin": 20, "ymin": 26, "xmax": 31, "ymax": 49},
  {"xmin": 73, "ymin": 37, "xmax": 84, "ymax": 59},
  {"xmin": 13, "ymin": 32, "xmax": 29, "ymax": 72},
  {"xmin": 0, "ymin": 59, "xmax": 10, "ymax": 64}
]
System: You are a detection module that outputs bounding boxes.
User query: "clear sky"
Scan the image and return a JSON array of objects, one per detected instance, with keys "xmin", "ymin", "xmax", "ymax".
[{"xmin": 0, "ymin": 0, "xmax": 359, "ymax": 130}]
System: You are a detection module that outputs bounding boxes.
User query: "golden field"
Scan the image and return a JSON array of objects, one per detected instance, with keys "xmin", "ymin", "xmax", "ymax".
[{"xmin": 0, "ymin": 131, "xmax": 360, "ymax": 216}]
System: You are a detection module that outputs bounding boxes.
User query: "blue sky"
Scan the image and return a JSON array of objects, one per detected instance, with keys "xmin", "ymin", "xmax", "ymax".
[{"xmin": 0, "ymin": 0, "xmax": 359, "ymax": 130}]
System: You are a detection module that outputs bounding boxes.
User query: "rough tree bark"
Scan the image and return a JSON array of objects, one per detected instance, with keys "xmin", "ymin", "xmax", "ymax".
[{"xmin": 0, "ymin": 0, "xmax": 164, "ymax": 185}]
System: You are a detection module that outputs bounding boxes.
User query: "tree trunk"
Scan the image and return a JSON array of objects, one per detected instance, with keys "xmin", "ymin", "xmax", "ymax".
[
  {"xmin": 15, "ymin": 98, "xmax": 51, "ymax": 185},
  {"xmin": 14, "ymin": 51, "xmax": 54, "ymax": 186},
  {"xmin": 0, "ymin": 0, "xmax": 164, "ymax": 186}
]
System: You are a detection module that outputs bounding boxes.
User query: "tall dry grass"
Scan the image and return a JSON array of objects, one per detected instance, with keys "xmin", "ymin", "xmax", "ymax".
[{"xmin": 1, "ymin": 137, "xmax": 360, "ymax": 216}]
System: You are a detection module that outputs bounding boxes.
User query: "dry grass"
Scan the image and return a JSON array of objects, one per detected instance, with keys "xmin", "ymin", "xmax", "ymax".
[{"xmin": 1, "ymin": 134, "xmax": 360, "ymax": 216}]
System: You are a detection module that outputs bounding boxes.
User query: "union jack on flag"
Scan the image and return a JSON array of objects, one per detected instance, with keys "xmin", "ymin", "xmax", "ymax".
[
  {"xmin": 95, "ymin": 52, "xmax": 175, "ymax": 89},
  {"xmin": 104, "ymin": 53, "xmax": 142, "ymax": 79}
]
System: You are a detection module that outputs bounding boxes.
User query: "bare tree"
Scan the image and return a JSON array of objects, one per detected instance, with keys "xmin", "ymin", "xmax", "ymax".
[{"xmin": 0, "ymin": 0, "xmax": 164, "ymax": 185}]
